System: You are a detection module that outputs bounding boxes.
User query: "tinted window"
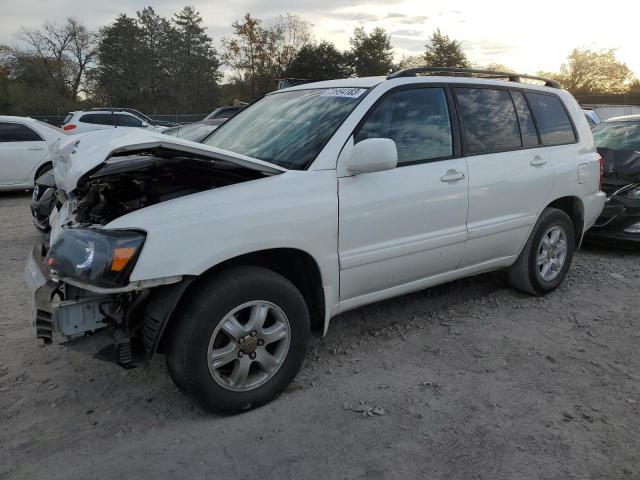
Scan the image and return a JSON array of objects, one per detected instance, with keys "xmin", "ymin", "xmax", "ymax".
[
  {"xmin": 62, "ymin": 113, "xmax": 73, "ymax": 124},
  {"xmin": 526, "ymin": 93, "xmax": 576, "ymax": 145},
  {"xmin": 80, "ymin": 114, "xmax": 115, "ymax": 125},
  {"xmin": 585, "ymin": 113, "xmax": 595, "ymax": 127},
  {"xmin": 0, "ymin": 122, "xmax": 42, "ymax": 142},
  {"xmin": 355, "ymin": 88, "xmax": 453, "ymax": 165},
  {"xmin": 455, "ymin": 88, "xmax": 521, "ymax": 154},
  {"xmin": 593, "ymin": 121, "xmax": 640, "ymax": 151},
  {"xmin": 116, "ymin": 114, "xmax": 143, "ymax": 127},
  {"xmin": 511, "ymin": 91, "xmax": 540, "ymax": 147}
]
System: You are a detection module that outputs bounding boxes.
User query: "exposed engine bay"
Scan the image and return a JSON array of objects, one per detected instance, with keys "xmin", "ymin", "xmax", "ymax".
[{"xmin": 71, "ymin": 152, "xmax": 265, "ymax": 225}]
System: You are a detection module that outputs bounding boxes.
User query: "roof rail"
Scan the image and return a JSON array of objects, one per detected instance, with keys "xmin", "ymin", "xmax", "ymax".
[{"xmin": 387, "ymin": 67, "xmax": 561, "ymax": 89}]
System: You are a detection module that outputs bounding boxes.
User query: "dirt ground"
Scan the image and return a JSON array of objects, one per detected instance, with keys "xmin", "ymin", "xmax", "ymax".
[{"xmin": 1, "ymin": 191, "xmax": 639, "ymax": 480}]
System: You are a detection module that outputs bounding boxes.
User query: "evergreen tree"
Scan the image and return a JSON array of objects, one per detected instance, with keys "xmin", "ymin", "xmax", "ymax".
[
  {"xmin": 348, "ymin": 27, "xmax": 394, "ymax": 76},
  {"xmin": 424, "ymin": 29, "xmax": 469, "ymax": 68},
  {"xmin": 285, "ymin": 41, "xmax": 350, "ymax": 81}
]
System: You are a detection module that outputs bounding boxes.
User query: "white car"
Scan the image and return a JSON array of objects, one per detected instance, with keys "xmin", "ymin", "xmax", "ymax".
[
  {"xmin": 26, "ymin": 68, "xmax": 606, "ymax": 413},
  {"xmin": 61, "ymin": 110, "xmax": 168, "ymax": 134},
  {"xmin": 0, "ymin": 116, "xmax": 67, "ymax": 191}
]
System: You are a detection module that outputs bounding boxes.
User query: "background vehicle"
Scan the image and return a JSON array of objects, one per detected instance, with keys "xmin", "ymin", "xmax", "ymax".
[
  {"xmin": 61, "ymin": 110, "xmax": 169, "ymax": 134},
  {"xmin": 583, "ymin": 108, "xmax": 601, "ymax": 127},
  {"xmin": 162, "ymin": 118, "xmax": 227, "ymax": 142},
  {"xmin": 203, "ymin": 105, "xmax": 246, "ymax": 120},
  {"xmin": 581, "ymin": 104, "xmax": 640, "ymax": 122},
  {"xmin": 0, "ymin": 116, "xmax": 66, "ymax": 191},
  {"xmin": 88, "ymin": 107, "xmax": 178, "ymax": 128},
  {"xmin": 27, "ymin": 68, "xmax": 604, "ymax": 414},
  {"xmin": 588, "ymin": 115, "xmax": 640, "ymax": 246}
]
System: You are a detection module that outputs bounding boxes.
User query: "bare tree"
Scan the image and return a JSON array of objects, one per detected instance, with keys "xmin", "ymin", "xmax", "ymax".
[{"xmin": 17, "ymin": 18, "xmax": 96, "ymax": 99}]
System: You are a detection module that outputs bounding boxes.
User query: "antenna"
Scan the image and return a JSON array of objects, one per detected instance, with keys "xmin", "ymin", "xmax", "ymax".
[{"xmin": 108, "ymin": 99, "xmax": 117, "ymax": 128}]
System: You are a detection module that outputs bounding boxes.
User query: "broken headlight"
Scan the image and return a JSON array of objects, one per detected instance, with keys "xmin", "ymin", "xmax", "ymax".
[{"xmin": 46, "ymin": 229, "xmax": 146, "ymax": 288}]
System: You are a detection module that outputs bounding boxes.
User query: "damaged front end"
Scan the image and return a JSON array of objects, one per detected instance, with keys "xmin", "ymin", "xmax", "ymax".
[
  {"xmin": 26, "ymin": 130, "xmax": 283, "ymax": 366},
  {"xmin": 588, "ymin": 147, "xmax": 640, "ymax": 246}
]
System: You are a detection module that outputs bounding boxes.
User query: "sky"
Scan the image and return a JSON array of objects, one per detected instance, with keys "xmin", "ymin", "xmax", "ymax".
[{"xmin": 1, "ymin": 0, "xmax": 639, "ymax": 77}]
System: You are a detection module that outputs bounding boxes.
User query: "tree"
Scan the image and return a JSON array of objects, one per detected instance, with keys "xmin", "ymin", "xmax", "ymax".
[
  {"xmin": 222, "ymin": 13, "xmax": 312, "ymax": 100},
  {"xmin": 396, "ymin": 54, "xmax": 424, "ymax": 70},
  {"xmin": 285, "ymin": 41, "xmax": 350, "ymax": 80},
  {"xmin": 484, "ymin": 63, "xmax": 515, "ymax": 73},
  {"xmin": 171, "ymin": 6, "xmax": 221, "ymax": 112},
  {"xmin": 423, "ymin": 28, "xmax": 468, "ymax": 68},
  {"xmin": 629, "ymin": 79, "xmax": 640, "ymax": 94},
  {"xmin": 268, "ymin": 14, "xmax": 312, "ymax": 76},
  {"xmin": 221, "ymin": 14, "xmax": 273, "ymax": 99},
  {"xmin": 17, "ymin": 18, "xmax": 96, "ymax": 100},
  {"xmin": 539, "ymin": 48, "xmax": 635, "ymax": 94},
  {"xmin": 348, "ymin": 27, "xmax": 394, "ymax": 76},
  {"xmin": 93, "ymin": 14, "xmax": 144, "ymax": 107}
]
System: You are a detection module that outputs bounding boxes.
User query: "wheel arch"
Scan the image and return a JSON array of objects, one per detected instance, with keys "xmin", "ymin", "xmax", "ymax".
[
  {"xmin": 545, "ymin": 196, "xmax": 585, "ymax": 247},
  {"xmin": 149, "ymin": 248, "xmax": 326, "ymax": 356}
]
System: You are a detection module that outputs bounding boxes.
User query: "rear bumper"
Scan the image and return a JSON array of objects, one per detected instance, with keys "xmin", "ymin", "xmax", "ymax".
[{"xmin": 583, "ymin": 191, "xmax": 607, "ymax": 231}]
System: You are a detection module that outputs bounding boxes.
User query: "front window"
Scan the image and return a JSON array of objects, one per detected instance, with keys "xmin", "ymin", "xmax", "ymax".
[
  {"xmin": 204, "ymin": 88, "xmax": 368, "ymax": 169},
  {"xmin": 593, "ymin": 121, "xmax": 640, "ymax": 152}
]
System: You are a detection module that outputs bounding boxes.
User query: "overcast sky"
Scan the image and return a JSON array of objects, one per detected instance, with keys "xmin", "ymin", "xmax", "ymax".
[{"xmin": 1, "ymin": 0, "xmax": 639, "ymax": 76}]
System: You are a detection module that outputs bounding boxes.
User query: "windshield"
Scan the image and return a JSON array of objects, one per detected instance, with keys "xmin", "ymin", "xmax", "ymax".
[
  {"xmin": 593, "ymin": 121, "xmax": 640, "ymax": 151},
  {"xmin": 204, "ymin": 87, "xmax": 368, "ymax": 169}
]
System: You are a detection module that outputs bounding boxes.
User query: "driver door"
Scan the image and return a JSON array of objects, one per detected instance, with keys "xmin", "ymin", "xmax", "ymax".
[{"xmin": 337, "ymin": 86, "xmax": 469, "ymax": 300}]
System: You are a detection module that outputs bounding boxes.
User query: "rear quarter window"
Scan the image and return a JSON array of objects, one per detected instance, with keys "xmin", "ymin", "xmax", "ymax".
[{"xmin": 526, "ymin": 93, "xmax": 576, "ymax": 146}]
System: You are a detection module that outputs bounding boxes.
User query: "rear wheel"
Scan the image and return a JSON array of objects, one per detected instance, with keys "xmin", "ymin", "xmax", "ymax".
[
  {"xmin": 166, "ymin": 266, "xmax": 309, "ymax": 414},
  {"xmin": 508, "ymin": 208, "xmax": 575, "ymax": 295}
]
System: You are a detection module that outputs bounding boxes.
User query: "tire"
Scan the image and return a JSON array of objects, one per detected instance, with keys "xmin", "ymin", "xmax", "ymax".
[
  {"xmin": 508, "ymin": 208, "xmax": 575, "ymax": 296},
  {"xmin": 166, "ymin": 266, "xmax": 310, "ymax": 414}
]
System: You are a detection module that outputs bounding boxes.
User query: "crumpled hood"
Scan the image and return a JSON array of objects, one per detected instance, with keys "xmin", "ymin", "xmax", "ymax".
[{"xmin": 52, "ymin": 128, "xmax": 286, "ymax": 193}]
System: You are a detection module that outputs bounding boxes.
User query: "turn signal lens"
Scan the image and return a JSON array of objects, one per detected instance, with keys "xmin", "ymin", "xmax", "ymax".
[
  {"xmin": 597, "ymin": 153, "xmax": 604, "ymax": 190},
  {"xmin": 111, "ymin": 247, "xmax": 136, "ymax": 272}
]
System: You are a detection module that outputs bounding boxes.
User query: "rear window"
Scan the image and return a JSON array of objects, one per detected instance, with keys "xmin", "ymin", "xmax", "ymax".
[
  {"xmin": 0, "ymin": 122, "xmax": 43, "ymax": 142},
  {"xmin": 80, "ymin": 113, "xmax": 115, "ymax": 126},
  {"xmin": 115, "ymin": 114, "xmax": 143, "ymax": 127},
  {"xmin": 526, "ymin": 93, "xmax": 576, "ymax": 145},
  {"xmin": 455, "ymin": 87, "xmax": 521, "ymax": 154},
  {"xmin": 62, "ymin": 113, "xmax": 73, "ymax": 125}
]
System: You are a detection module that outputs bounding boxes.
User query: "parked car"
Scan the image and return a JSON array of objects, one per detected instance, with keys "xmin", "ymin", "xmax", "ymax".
[
  {"xmin": 61, "ymin": 110, "xmax": 169, "ymax": 134},
  {"xmin": 587, "ymin": 115, "xmax": 640, "ymax": 246},
  {"xmin": 203, "ymin": 105, "xmax": 245, "ymax": 120},
  {"xmin": 581, "ymin": 104, "xmax": 640, "ymax": 122},
  {"xmin": 87, "ymin": 107, "xmax": 178, "ymax": 129},
  {"xmin": 25, "ymin": 68, "xmax": 605, "ymax": 413},
  {"xmin": 162, "ymin": 118, "xmax": 227, "ymax": 142},
  {"xmin": 0, "ymin": 116, "xmax": 67, "ymax": 192},
  {"xmin": 583, "ymin": 108, "xmax": 601, "ymax": 127}
]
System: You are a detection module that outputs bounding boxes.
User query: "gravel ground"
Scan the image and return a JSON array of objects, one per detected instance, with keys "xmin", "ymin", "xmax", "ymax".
[{"xmin": 1, "ymin": 191, "xmax": 639, "ymax": 480}]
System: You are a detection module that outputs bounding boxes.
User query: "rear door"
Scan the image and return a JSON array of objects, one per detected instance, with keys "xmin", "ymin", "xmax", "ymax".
[
  {"xmin": 0, "ymin": 122, "xmax": 48, "ymax": 185},
  {"xmin": 455, "ymin": 86, "xmax": 556, "ymax": 267},
  {"xmin": 338, "ymin": 86, "xmax": 469, "ymax": 300}
]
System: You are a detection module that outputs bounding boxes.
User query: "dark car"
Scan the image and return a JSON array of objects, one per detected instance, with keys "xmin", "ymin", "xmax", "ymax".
[
  {"xmin": 163, "ymin": 118, "xmax": 227, "ymax": 142},
  {"xmin": 587, "ymin": 115, "xmax": 640, "ymax": 247}
]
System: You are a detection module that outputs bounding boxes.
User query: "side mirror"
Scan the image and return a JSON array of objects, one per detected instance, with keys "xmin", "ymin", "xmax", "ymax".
[{"xmin": 346, "ymin": 138, "xmax": 398, "ymax": 174}]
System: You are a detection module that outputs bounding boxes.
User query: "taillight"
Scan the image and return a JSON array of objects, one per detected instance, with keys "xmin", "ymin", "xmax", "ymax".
[
  {"xmin": 63, "ymin": 124, "xmax": 76, "ymax": 131},
  {"xmin": 596, "ymin": 153, "xmax": 604, "ymax": 190}
]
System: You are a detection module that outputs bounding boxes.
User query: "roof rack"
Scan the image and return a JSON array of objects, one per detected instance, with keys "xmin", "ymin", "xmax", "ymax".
[{"xmin": 387, "ymin": 67, "xmax": 561, "ymax": 89}]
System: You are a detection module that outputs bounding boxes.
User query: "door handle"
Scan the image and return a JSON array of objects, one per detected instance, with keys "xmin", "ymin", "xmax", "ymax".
[
  {"xmin": 530, "ymin": 156, "xmax": 547, "ymax": 167},
  {"xmin": 28, "ymin": 147, "xmax": 45, "ymax": 151},
  {"xmin": 441, "ymin": 170, "xmax": 465, "ymax": 182}
]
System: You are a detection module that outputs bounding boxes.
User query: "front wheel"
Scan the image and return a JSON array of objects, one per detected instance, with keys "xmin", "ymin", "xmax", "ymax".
[
  {"xmin": 166, "ymin": 266, "xmax": 310, "ymax": 414},
  {"xmin": 508, "ymin": 207, "xmax": 576, "ymax": 296}
]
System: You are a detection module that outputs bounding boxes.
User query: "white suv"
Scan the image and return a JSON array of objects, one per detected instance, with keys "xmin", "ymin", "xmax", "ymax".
[
  {"xmin": 26, "ymin": 68, "xmax": 605, "ymax": 413},
  {"xmin": 61, "ymin": 110, "xmax": 168, "ymax": 134}
]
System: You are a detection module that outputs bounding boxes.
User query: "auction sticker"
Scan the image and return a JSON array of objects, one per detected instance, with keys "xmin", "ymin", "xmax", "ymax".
[{"xmin": 321, "ymin": 88, "xmax": 367, "ymax": 98}]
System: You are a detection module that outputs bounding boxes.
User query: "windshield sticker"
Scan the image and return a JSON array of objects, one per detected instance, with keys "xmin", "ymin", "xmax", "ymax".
[{"xmin": 320, "ymin": 88, "xmax": 367, "ymax": 98}]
